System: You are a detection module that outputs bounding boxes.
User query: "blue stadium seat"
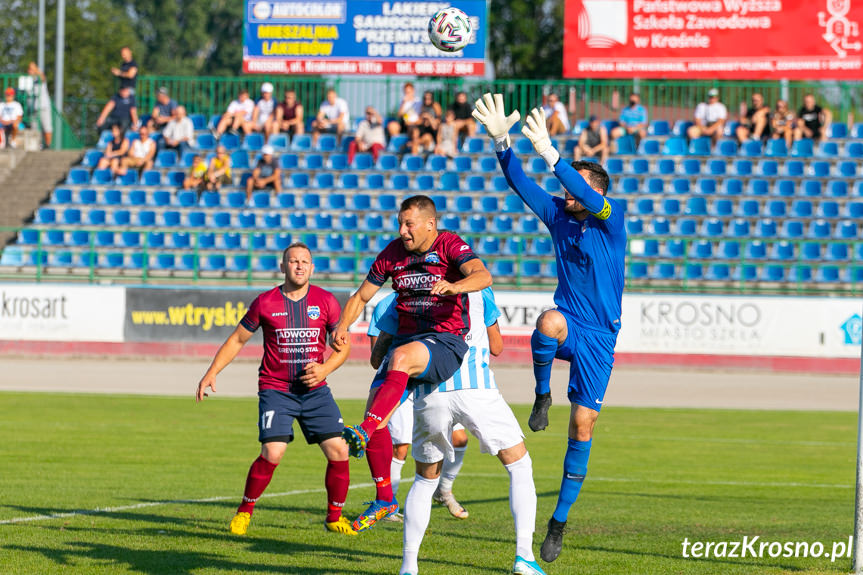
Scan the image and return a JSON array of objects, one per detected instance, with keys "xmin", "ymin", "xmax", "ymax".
[
  {"xmin": 657, "ymin": 158, "xmax": 675, "ymax": 175},
  {"xmin": 730, "ymin": 159, "xmax": 752, "ymax": 177},
  {"xmin": 196, "ymin": 133, "xmax": 216, "ymax": 150},
  {"xmin": 801, "ymin": 180, "xmax": 822, "ymax": 197},
  {"xmin": 76, "ymin": 188, "xmax": 97, "ymax": 205},
  {"xmin": 765, "ymin": 139, "xmax": 788, "ymax": 157},
  {"xmin": 793, "ymin": 265, "xmax": 814, "ymax": 283},
  {"xmin": 782, "ymin": 160, "xmax": 803, "ymax": 177},
  {"xmin": 827, "ymin": 243, "xmax": 849, "ymax": 261},
  {"xmin": 52, "ymin": 187, "xmax": 73, "ymax": 204},
  {"xmin": 86, "ymin": 208, "xmax": 105, "ymax": 225},
  {"xmin": 617, "ymin": 177, "xmax": 639, "ymax": 195},
  {"xmin": 809, "ymin": 160, "xmax": 830, "ymax": 178},
  {"xmin": 733, "ymin": 264, "xmax": 758, "ymax": 281},
  {"xmin": 770, "ymin": 241, "xmax": 795, "ymax": 261},
  {"xmin": 493, "ymin": 215, "xmax": 513, "ymax": 233},
  {"xmin": 92, "ymin": 169, "xmax": 113, "ymax": 185},
  {"xmin": 670, "ymin": 179, "xmax": 690, "ymax": 194},
  {"xmin": 729, "ymin": 219, "xmax": 751, "ymax": 238},
  {"xmin": 413, "ymin": 174, "xmax": 433, "ymax": 191},
  {"xmin": 818, "ymin": 141, "xmax": 840, "ymax": 158},
  {"xmin": 846, "ymin": 202, "xmax": 863, "ymax": 218},
  {"xmin": 761, "ymin": 265, "xmax": 786, "ymax": 282},
  {"xmin": 626, "ymin": 217, "xmax": 644, "ymax": 235},
  {"xmin": 710, "ymin": 199, "xmax": 733, "ymax": 217},
  {"xmin": 650, "ymin": 263, "xmax": 677, "ymax": 280},
  {"xmin": 149, "ymin": 190, "xmax": 170, "ymax": 207},
  {"xmin": 515, "ymin": 138, "xmax": 534, "ymax": 155},
  {"xmin": 503, "ymin": 195, "xmax": 525, "ymax": 213},
  {"xmin": 155, "ymin": 150, "xmax": 178, "ymax": 169},
  {"xmin": 275, "ymin": 153, "xmax": 297, "ymax": 171},
  {"xmin": 35, "ymin": 207, "xmax": 55, "ymax": 224},
  {"xmin": 807, "ymin": 220, "xmax": 831, "ymax": 239},
  {"xmin": 476, "ymin": 237, "xmax": 500, "ymax": 256},
  {"xmin": 706, "ymin": 159, "xmax": 726, "ymax": 176},
  {"xmin": 677, "ymin": 218, "xmax": 697, "ymax": 236},
  {"xmin": 746, "ymin": 241, "xmax": 767, "ymax": 259},
  {"xmin": 695, "ymin": 179, "xmax": 716, "ymax": 195},
  {"xmin": 116, "ymin": 171, "xmax": 138, "ymax": 186},
  {"xmin": 846, "ymin": 142, "xmax": 863, "ymax": 158},
  {"xmin": 180, "ymin": 151, "xmax": 197, "ymax": 168},
  {"xmin": 43, "ymin": 229, "xmax": 65, "ymax": 246},
  {"xmin": 837, "ymin": 160, "xmax": 857, "ymax": 178},
  {"xmin": 684, "ymin": 196, "xmax": 707, "ymax": 216},
  {"xmin": 492, "ymin": 260, "xmax": 515, "ymax": 277},
  {"xmin": 718, "ymin": 179, "xmax": 741, "ymax": 197},
  {"xmin": 700, "ymin": 218, "xmax": 724, "ymax": 237},
  {"xmin": 736, "ymin": 199, "xmax": 759, "ymax": 218},
  {"xmin": 219, "ymin": 133, "xmax": 240, "ymax": 151},
  {"xmin": 816, "ymin": 266, "xmax": 841, "ymax": 283},
  {"xmin": 662, "ymin": 137, "xmax": 687, "ymax": 155},
  {"xmin": 637, "ymin": 138, "xmax": 661, "ymax": 155},
  {"xmin": 109, "ymin": 209, "xmax": 129, "ymax": 226},
  {"xmin": 672, "ymin": 120, "xmax": 693, "ymax": 137},
  {"xmin": 606, "ymin": 158, "xmax": 624, "ymax": 175},
  {"xmin": 789, "ymin": 199, "xmax": 813, "ymax": 218},
  {"xmin": 183, "ymin": 210, "xmax": 204, "ymax": 227},
  {"xmin": 521, "ymin": 260, "xmax": 542, "ymax": 278},
  {"xmin": 791, "ymin": 138, "xmax": 813, "ymax": 158},
  {"xmin": 830, "ymin": 123, "xmax": 849, "ymax": 139},
  {"xmin": 314, "ymin": 173, "xmax": 334, "ymax": 189},
  {"xmin": 754, "ymin": 159, "xmax": 777, "ymax": 177},
  {"xmin": 649, "ymin": 120, "xmax": 670, "ymax": 136},
  {"xmin": 715, "ymin": 139, "xmax": 738, "ymax": 157},
  {"xmin": 799, "ymin": 242, "xmax": 821, "ymax": 261},
  {"xmin": 384, "ymin": 173, "xmax": 406, "ymax": 191},
  {"xmin": 689, "ymin": 240, "xmax": 713, "ymax": 259},
  {"xmin": 688, "ymin": 137, "xmax": 711, "ymax": 156},
  {"xmin": 635, "ymin": 198, "xmax": 654, "ymax": 215},
  {"xmin": 327, "ymin": 153, "xmax": 347, "ymax": 170},
  {"xmin": 641, "ymin": 239, "xmax": 660, "ymax": 256},
  {"xmin": 75, "ymin": 252, "xmax": 99, "ymax": 268},
  {"xmin": 683, "ymin": 264, "xmax": 703, "ymax": 280},
  {"xmin": 82, "ymin": 149, "xmax": 105, "ymax": 168},
  {"xmin": 764, "ymin": 200, "xmax": 786, "ymax": 218},
  {"xmin": 387, "ymin": 134, "xmax": 409, "ymax": 153},
  {"xmin": 663, "ymin": 239, "xmax": 685, "ymax": 258},
  {"xmin": 440, "ymin": 214, "xmax": 461, "ymax": 231},
  {"xmin": 227, "ymin": 150, "xmax": 248, "ymax": 170},
  {"xmin": 773, "ymin": 180, "xmax": 796, "ymax": 197},
  {"xmin": 161, "ymin": 211, "xmax": 181, "ymax": 227},
  {"xmin": 643, "ymin": 177, "xmax": 664, "ymax": 194},
  {"xmin": 463, "ymin": 137, "xmax": 485, "ymax": 154},
  {"xmin": 757, "ymin": 219, "xmax": 778, "ymax": 238},
  {"xmin": 781, "ymin": 220, "xmax": 804, "ymax": 239},
  {"xmin": 651, "ymin": 218, "xmax": 670, "ymax": 235},
  {"xmin": 628, "ymin": 158, "xmax": 649, "ymax": 175},
  {"xmin": 286, "ymin": 172, "xmax": 308, "ymax": 189},
  {"xmin": 836, "ymin": 220, "xmax": 858, "ymax": 239},
  {"xmin": 400, "ymin": 154, "xmax": 423, "ymax": 171},
  {"xmin": 528, "ymin": 157, "xmax": 547, "ymax": 174},
  {"xmin": 660, "ymin": 198, "xmax": 680, "ymax": 216},
  {"xmin": 519, "ymin": 215, "xmax": 540, "ymax": 234},
  {"xmin": 827, "ymin": 181, "xmax": 848, "ymax": 198},
  {"xmin": 239, "ymin": 133, "xmax": 264, "ymax": 152},
  {"xmin": 740, "ymin": 140, "xmax": 762, "ymax": 157},
  {"xmin": 466, "ymin": 215, "xmax": 486, "ymax": 233},
  {"xmin": 316, "ymin": 134, "xmax": 337, "ymax": 152},
  {"xmin": 62, "ymin": 207, "xmax": 81, "ymax": 225},
  {"xmin": 426, "ymin": 155, "xmax": 448, "ymax": 172},
  {"xmin": 428, "ymin": 194, "xmax": 448, "ymax": 212},
  {"xmin": 706, "ymin": 263, "xmax": 730, "ymax": 281},
  {"xmin": 439, "ymin": 172, "xmax": 460, "ymax": 191}
]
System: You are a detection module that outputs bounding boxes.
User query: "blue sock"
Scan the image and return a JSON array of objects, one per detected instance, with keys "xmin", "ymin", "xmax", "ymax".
[
  {"xmin": 531, "ymin": 330, "xmax": 558, "ymax": 395},
  {"xmin": 552, "ymin": 438, "xmax": 591, "ymax": 523}
]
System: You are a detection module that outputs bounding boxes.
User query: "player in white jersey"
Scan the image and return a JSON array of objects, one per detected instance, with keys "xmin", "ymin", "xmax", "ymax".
[
  {"xmin": 368, "ymin": 293, "xmax": 470, "ymax": 520},
  {"xmin": 372, "ymin": 288, "xmax": 545, "ymax": 575}
]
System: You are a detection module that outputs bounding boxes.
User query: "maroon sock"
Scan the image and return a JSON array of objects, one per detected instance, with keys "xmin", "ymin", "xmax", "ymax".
[
  {"xmin": 367, "ymin": 426, "xmax": 394, "ymax": 502},
  {"xmin": 237, "ymin": 455, "xmax": 278, "ymax": 514},
  {"xmin": 359, "ymin": 370, "xmax": 410, "ymax": 437},
  {"xmin": 325, "ymin": 459, "xmax": 350, "ymax": 523}
]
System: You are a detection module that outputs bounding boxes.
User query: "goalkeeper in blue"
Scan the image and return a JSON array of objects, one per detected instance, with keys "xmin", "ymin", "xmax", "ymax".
[{"xmin": 472, "ymin": 94, "xmax": 626, "ymax": 563}]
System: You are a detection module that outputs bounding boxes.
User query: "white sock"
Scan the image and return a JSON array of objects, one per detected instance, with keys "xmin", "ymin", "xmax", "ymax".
[
  {"xmin": 391, "ymin": 457, "xmax": 407, "ymax": 498},
  {"xmin": 401, "ymin": 474, "xmax": 439, "ymax": 575},
  {"xmin": 505, "ymin": 453, "xmax": 537, "ymax": 561},
  {"xmin": 438, "ymin": 446, "xmax": 466, "ymax": 493}
]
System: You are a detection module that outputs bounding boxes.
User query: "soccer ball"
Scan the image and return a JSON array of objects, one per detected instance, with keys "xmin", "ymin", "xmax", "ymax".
[{"xmin": 428, "ymin": 8, "xmax": 472, "ymax": 53}]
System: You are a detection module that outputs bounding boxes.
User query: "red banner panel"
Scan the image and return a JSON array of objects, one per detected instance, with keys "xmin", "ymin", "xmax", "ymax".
[{"xmin": 563, "ymin": 0, "xmax": 863, "ymax": 79}]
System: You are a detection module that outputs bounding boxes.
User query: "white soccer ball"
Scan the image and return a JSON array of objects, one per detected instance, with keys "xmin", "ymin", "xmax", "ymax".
[{"xmin": 428, "ymin": 8, "xmax": 472, "ymax": 53}]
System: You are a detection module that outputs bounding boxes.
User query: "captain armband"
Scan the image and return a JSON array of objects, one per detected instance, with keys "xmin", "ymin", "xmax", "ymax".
[{"xmin": 593, "ymin": 198, "xmax": 612, "ymax": 220}]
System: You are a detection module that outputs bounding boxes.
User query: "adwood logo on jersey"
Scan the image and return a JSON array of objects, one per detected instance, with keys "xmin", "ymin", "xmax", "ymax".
[
  {"xmin": 276, "ymin": 327, "xmax": 320, "ymax": 346},
  {"xmin": 395, "ymin": 272, "xmax": 441, "ymax": 291}
]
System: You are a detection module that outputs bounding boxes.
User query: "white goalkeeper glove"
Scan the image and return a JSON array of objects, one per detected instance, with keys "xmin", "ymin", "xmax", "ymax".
[
  {"xmin": 471, "ymin": 93, "xmax": 520, "ymax": 151},
  {"xmin": 521, "ymin": 107, "xmax": 560, "ymax": 168}
]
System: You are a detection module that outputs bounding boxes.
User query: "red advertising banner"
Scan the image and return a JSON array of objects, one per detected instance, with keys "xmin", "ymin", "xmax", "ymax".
[{"xmin": 563, "ymin": 0, "xmax": 863, "ymax": 79}]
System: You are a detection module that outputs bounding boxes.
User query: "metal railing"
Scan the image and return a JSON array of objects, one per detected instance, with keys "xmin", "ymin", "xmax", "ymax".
[{"xmin": 1, "ymin": 226, "xmax": 859, "ymax": 296}]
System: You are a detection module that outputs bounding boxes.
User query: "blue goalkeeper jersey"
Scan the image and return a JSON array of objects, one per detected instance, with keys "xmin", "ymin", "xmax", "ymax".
[{"xmin": 497, "ymin": 147, "xmax": 626, "ymax": 333}]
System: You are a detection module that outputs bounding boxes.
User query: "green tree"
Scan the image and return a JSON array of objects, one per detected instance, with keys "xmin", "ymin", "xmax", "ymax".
[{"xmin": 488, "ymin": 0, "xmax": 564, "ymax": 78}]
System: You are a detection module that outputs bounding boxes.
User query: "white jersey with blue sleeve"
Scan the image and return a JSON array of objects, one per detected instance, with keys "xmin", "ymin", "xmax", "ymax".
[{"xmin": 367, "ymin": 292, "xmax": 398, "ymax": 337}]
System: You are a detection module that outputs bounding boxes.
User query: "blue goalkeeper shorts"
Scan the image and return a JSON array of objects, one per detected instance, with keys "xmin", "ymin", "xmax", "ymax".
[{"xmin": 554, "ymin": 312, "xmax": 618, "ymax": 411}]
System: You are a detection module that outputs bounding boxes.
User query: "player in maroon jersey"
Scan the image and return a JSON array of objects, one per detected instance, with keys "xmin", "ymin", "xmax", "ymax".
[
  {"xmin": 332, "ymin": 194, "xmax": 492, "ymax": 531},
  {"xmin": 196, "ymin": 242, "xmax": 356, "ymax": 536}
]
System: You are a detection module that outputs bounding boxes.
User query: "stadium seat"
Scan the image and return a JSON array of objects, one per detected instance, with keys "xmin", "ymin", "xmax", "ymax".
[
  {"xmin": 755, "ymin": 159, "xmax": 777, "ymax": 177},
  {"xmin": 756, "ymin": 219, "xmax": 778, "ymax": 238},
  {"xmin": 807, "ymin": 220, "xmax": 831, "ymax": 239},
  {"xmin": 626, "ymin": 217, "xmax": 644, "ymax": 235},
  {"xmin": 700, "ymin": 218, "xmax": 724, "ymax": 237},
  {"xmin": 290, "ymin": 134, "xmax": 312, "ymax": 151},
  {"xmin": 801, "ymin": 180, "xmax": 822, "ymax": 197},
  {"xmin": 696, "ymin": 179, "xmax": 716, "ymax": 195},
  {"xmin": 617, "ymin": 177, "xmax": 639, "ymax": 195},
  {"xmin": 817, "ymin": 266, "xmax": 841, "ymax": 283},
  {"xmin": 213, "ymin": 211, "xmax": 232, "ymax": 228},
  {"xmin": 765, "ymin": 200, "xmax": 786, "ymax": 218},
  {"xmin": 635, "ymin": 199, "xmax": 654, "ymax": 215},
  {"xmin": 650, "ymin": 263, "xmax": 676, "ymax": 280},
  {"xmin": 387, "ymin": 135, "xmax": 409, "ymax": 152},
  {"xmin": 663, "ymin": 239, "xmax": 685, "ymax": 258},
  {"xmin": 662, "ymin": 137, "xmax": 686, "ymax": 155},
  {"xmin": 765, "ymin": 139, "xmax": 789, "ymax": 157},
  {"xmin": 684, "ymin": 197, "xmax": 707, "ymax": 216},
  {"xmin": 468, "ymin": 215, "xmax": 487, "ymax": 233},
  {"xmin": 818, "ymin": 141, "xmax": 839, "ymax": 158},
  {"xmin": 161, "ymin": 211, "xmax": 181, "ymax": 227},
  {"xmin": 651, "ymin": 218, "xmax": 670, "ymax": 235},
  {"xmin": 304, "ymin": 153, "xmax": 323, "ymax": 170},
  {"xmin": 426, "ymin": 155, "xmax": 448, "ymax": 172},
  {"xmin": 493, "ymin": 215, "xmax": 513, "ymax": 233},
  {"xmin": 429, "ymin": 194, "xmax": 448, "ymax": 211},
  {"xmin": 660, "ymin": 198, "xmax": 680, "ymax": 216},
  {"xmin": 637, "ymin": 138, "xmax": 661, "ymax": 155},
  {"xmin": 628, "ymin": 158, "xmax": 649, "ymax": 175},
  {"xmin": 314, "ymin": 173, "xmax": 334, "ymax": 189},
  {"xmin": 92, "ymin": 169, "xmax": 113, "ymax": 185},
  {"xmin": 715, "ymin": 139, "xmax": 738, "ymax": 157},
  {"xmin": 781, "ymin": 220, "xmax": 804, "ymax": 239},
  {"xmin": 770, "ymin": 241, "xmax": 795, "ymax": 261},
  {"xmin": 643, "ymin": 178, "xmax": 664, "ymax": 194},
  {"xmin": 761, "ymin": 265, "xmax": 786, "ymax": 282},
  {"xmin": 316, "ymin": 134, "xmax": 337, "ymax": 152},
  {"xmin": 721, "ymin": 179, "xmax": 743, "ymax": 196},
  {"xmin": 845, "ymin": 142, "xmax": 863, "ymax": 158},
  {"xmin": 706, "ymin": 159, "xmax": 726, "ymax": 176},
  {"xmin": 267, "ymin": 134, "xmax": 289, "ymax": 151},
  {"xmin": 684, "ymin": 264, "xmax": 704, "ymax": 280},
  {"xmin": 439, "ymin": 172, "xmax": 460, "ymax": 191},
  {"xmin": 351, "ymin": 153, "xmax": 374, "ymax": 171},
  {"xmin": 836, "ymin": 220, "xmax": 858, "ymax": 239},
  {"xmin": 846, "ymin": 202, "xmax": 863, "ymax": 218},
  {"xmin": 414, "ymin": 174, "xmax": 434, "ymax": 191},
  {"xmin": 155, "ymin": 150, "xmax": 177, "ymax": 169},
  {"xmin": 521, "ymin": 260, "xmax": 542, "ymax": 278},
  {"xmin": 657, "ymin": 158, "xmax": 675, "ymax": 175},
  {"xmin": 328, "ymin": 153, "xmax": 348, "ymax": 170},
  {"xmin": 196, "ymin": 133, "xmax": 216, "ymax": 150},
  {"xmin": 112, "ymin": 210, "xmax": 130, "ymax": 226},
  {"xmin": 242, "ymin": 133, "xmax": 265, "ymax": 151},
  {"xmin": 837, "ymin": 161, "xmax": 857, "ymax": 178},
  {"xmin": 827, "ymin": 243, "xmax": 849, "ymax": 261},
  {"xmin": 809, "ymin": 160, "xmax": 830, "ymax": 178},
  {"xmin": 773, "ymin": 180, "xmax": 796, "ymax": 197},
  {"xmin": 492, "ymin": 260, "xmax": 515, "ymax": 277},
  {"xmin": 746, "ymin": 241, "xmax": 767, "ymax": 259},
  {"xmin": 731, "ymin": 159, "xmax": 753, "ymax": 176},
  {"xmin": 790, "ymin": 199, "xmax": 813, "ymax": 218},
  {"xmin": 688, "ymin": 137, "xmax": 711, "ymax": 156},
  {"xmin": 689, "ymin": 240, "xmax": 713, "ymax": 259},
  {"xmin": 829, "ymin": 123, "xmax": 848, "ymax": 139},
  {"xmin": 229, "ymin": 150, "xmax": 249, "ymax": 170},
  {"xmin": 736, "ymin": 199, "xmax": 759, "ymax": 218},
  {"xmin": 706, "ymin": 263, "xmax": 730, "ymax": 281},
  {"xmin": 76, "ymin": 188, "xmax": 97, "ymax": 205},
  {"xmin": 463, "ymin": 137, "xmax": 485, "ymax": 154},
  {"xmin": 287, "ymin": 212, "xmax": 306, "ymax": 229},
  {"xmin": 827, "ymin": 181, "xmax": 848, "ymax": 198},
  {"xmin": 278, "ymin": 153, "xmax": 298, "ymax": 170},
  {"xmin": 710, "ymin": 199, "xmax": 733, "ymax": 217},
  {"xmin": 740, "ymin": 140, "xmax": 762, "ymax": 157},
  {"xmin": 441, "ymin": 214, "xmax": 461, "ymax": 231},
  {"xmin": 672, "ymin": 120, "xmax": 693, "ymax": 137},
  {"xmin": 401, "ymin": 154, "xmax": 424, "ymax": 171},
  {"xmin": 187, "ymin": 211, "xmax": 206, "ymax": 227},
  {"xmin": 729, "ymin": 219, "xmax": 751, "ymax": 238},
  {"xmin": 606, "ymin": 158, "xmax": 623, "ymax": 175}
]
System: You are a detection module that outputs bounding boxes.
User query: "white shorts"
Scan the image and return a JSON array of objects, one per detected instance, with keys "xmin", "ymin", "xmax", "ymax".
[
  {"xmin": 388, "ymin": 394, "xmax": 464, "ymax": 446},
  {"xmin": 412, "ymin": 388, "xmax": 524, "ymax": 464}
]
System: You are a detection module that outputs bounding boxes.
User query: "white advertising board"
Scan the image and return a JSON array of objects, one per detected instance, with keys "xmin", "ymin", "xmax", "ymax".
[
  {"xmin": 0, "ymin": 284, "xmax": 126, "ymax": 342},
  {"xmin": 493, "ymin": 291, "xmax": 862, "ymax": 359}
]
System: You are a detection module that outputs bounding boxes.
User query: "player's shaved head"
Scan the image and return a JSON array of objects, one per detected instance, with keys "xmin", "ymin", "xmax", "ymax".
[{"xmin": 400, "ymin": 195, "xmax": 437, "ymax": 218}]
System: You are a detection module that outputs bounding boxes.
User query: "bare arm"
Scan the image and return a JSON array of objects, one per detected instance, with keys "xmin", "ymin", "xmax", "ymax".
[
  {"xmin": 196, "ymin": 324, "xmax": 255, "ymax": 401},
  {"xmin": 130, "ymin": 107, "xmax": 139, "ymax": 127},
  {"xmin": 334, "ymin": 279, "xmax": 381, "ymax": 347},
  {"xmin": 430, "ymin": 258, "xmax": 492, "ymax": 296},
  {"xmin": 487, "ymin": 322, "xmax": 503, "ymax": 356},
  {"xmin": 97, "ymin": 100, "xmax": 116, "ymax": 126}
]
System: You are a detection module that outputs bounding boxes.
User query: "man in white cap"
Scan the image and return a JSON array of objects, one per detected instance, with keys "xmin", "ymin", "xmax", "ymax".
[
  {"xmin": 687, "ymin": 88, "xmax": 727, "ymax": 146},
  {"xmin": 150, "ymin": 86, "xmax": 178, "ymax": 132},
  {"xmin": 253, "ymin": 82, "xmax": 277, "ymax": 137},
  {"xmin": 246, "ymin": 144, "xmax": 282, "ymax": 198}
]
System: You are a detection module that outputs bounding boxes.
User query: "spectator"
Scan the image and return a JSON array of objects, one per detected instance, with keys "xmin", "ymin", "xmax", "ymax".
[
  {"xmin": 770, "ymin": 99, "xmax": 795, "ymax": 148},
  {"xmin": 245, "ymin": 144, "xmax": 281, "ymax": 198},
  {"xmin": 736, "ymin": 92, "xmax": 771, "ymax": 143},
  {"xmin": 687, "ymin": 88, "xmax": 727, "ymax": 145},
  {"xmin": 149, "ymin": 87, "xmax": 177, "ymax": 132},
  {"xmin": 611, "ymin": 93, "xmax": 647, "ymax": 150},
  {"xmin": 183, "ymin": 154, "xmax": 207, "ymax": 191},
  {"xmin": 275, "ymin": 90, "xmax": 304, "ymax": 136},
  {"xmin": 311, "ymin": 88, "xmax": 349, "ymax": 147},
  {"xmin": 110, "ymin": 46, "xmax": 138, "ymax": 94},
  {"xmin": 96, "ymin": 124, "xmax": 129, "ymax": 175},
  {"xmin": 215, "ymin": 90, "xmax": 255, "ymax": 138},
  {"xmin": 543, "ymin": 93, "xmax": 570, "ymax": 136},
  {"xmin": 96, "ymin": 85, "xmax": 138, "ymax": 133},
  {"xmin": 411, "ymin": 90, "xmax": 442, "ymax": 154},
  {"xmin": 348, "ymin": 106, "xmax": 386, "ymax": 164},
  {"xmin": 27, "ymin": 62, "xmax": 53, "ymax": 148},
  {"xmin": 435, "ymin": 109, "xmax": 458, "ymax": 158},
  {"xmin": 574, "ymin": 115, "xmax": 609, "ymax": 164},
  {"xmin": 252, "ymin": 82, "xmax": 277, "ymax": 136},
  {"xmin": 119, "ymin": 125, "xmax": 157, "ymax": 175},
  {"xmin": 387, "ymin": 82, "xmax": 421, "ymax": 139},
  {"xmin": 162, "ymin": 105, "xmax": 195, "ymax": 156},
  {"xmin": 794, "ymin": 93, "xmax": 831, "ymax": 143},
  {"xmin": 449, "ymin": 91, "xmax": 476, "ymax": 139},
  {"xmin": 206, "ymin": 145, "xmax": 232, "ymax": 191},
  {"xmin": 0, "ymin": 87, "xmax": 24, "ymax": 149}
]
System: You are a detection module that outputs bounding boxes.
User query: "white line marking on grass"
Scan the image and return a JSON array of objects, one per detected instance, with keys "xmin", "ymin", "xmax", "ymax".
[
  {"xmin": 460, "ymin": 473, "xmax": 851, "ymax": 490},
  {"xmin": 0, "ymin": 479, "xmax": 400, "ymax": 525}
]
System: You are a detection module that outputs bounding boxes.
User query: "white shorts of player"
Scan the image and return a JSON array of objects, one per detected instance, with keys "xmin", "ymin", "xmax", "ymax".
[
  {"xmin": 388, "ymin": 394, "xmax": 464, "ymax": 445},
  {"xmin": 411, "ymin": 387, "xmax": 524, "ymax": 464}
]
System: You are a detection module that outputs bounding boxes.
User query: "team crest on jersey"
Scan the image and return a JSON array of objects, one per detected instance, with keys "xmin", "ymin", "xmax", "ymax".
[
  {"xmin": 424, "ymin": 251, "xmax": 440, "ymax": 264},
  {"xmin": 306, "ymin": 306, "xmax": 321, "ymax": 320}
]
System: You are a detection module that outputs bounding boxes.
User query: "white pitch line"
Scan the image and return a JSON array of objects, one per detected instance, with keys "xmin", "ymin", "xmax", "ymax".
[
  {"xmin": 460, "ymin": 473, "xmax": 852, "ymax": 490},
  {"xmin": 0, "ymin": 480, "xmax": 396, "ymax": 526}
]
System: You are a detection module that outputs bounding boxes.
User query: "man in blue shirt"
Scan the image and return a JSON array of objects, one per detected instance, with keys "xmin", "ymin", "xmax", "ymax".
[
  {"xmin": 610, "ymin": 92, "xmax": 648, "ymax": 151},
  {"xmin": 473, "ymin": 93, "xmax": 626, "ymax": 564}
]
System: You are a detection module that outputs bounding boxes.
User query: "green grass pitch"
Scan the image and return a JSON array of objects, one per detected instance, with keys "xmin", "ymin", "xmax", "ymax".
[{"xmin": 0, "ymin": 391, "xmax": 855, "ymax": 574}]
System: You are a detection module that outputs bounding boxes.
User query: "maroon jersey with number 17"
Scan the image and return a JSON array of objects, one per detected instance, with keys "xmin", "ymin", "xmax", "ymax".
[
  {"xmin": 366, "ymin": 231, "xmax": 478, "ymax": 336},
  {"xmin": 240, "ymin": 285, "xmax": 341, "ymax": 393}
]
